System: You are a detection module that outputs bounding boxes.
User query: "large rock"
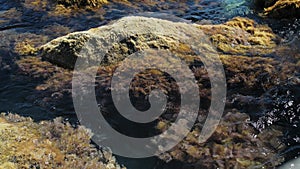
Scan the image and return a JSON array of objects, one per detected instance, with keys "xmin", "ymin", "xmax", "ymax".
[
  {"xmin": 40, "ymin": 16, "xmax": 211, "ymax": 69},
  {"xmin": 40, "ymin": 16, "xmax": 280, "ymax": 69}
]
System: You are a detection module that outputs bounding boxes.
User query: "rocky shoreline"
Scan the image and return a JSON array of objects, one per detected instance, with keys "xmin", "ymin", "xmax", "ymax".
[
  {"xmin": 7, "ymin": 14, "xmax": 298, "ymax": 168},
  {"xmin": 1, "ymin": 0, "xmax": 299, "ymax": 169}
]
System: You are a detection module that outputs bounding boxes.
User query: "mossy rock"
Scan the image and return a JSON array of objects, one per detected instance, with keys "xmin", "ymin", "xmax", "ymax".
[{"xmin": 0, "ymin": 113, "xmax": 125, "ymax": 169}]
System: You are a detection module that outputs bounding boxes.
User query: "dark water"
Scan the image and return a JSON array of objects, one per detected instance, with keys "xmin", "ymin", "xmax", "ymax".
[{"xmin": 0, "ymin": 0, "xmax": 299, "ymax": 168}]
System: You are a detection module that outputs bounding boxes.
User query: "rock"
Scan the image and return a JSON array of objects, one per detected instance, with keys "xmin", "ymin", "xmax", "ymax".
[
  {"xmin": 40, "ymin": 16, "xmax": 281, "ymax": 69},
  {"xmin": 40, "ymin": 32, "xmax": 91, "ymax": 69},
  {"xmin": 40, "ymin": 16, "xmax": 212, "ymax": 69},
  {"xmin": 0, "ymin": 113, "xmax": 125, "ymax": 169},
  {"xmin": 254, "ymin": 0, "xmax": 300, "ymax": 18}
]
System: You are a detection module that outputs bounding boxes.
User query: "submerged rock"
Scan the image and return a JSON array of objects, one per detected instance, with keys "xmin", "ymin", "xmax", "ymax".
[
  {"xmin": 0, "ymin": 113, "xmax": 125, "ymax": 169},
  {"xmin": 158, "ymin": 111, "xmax": 285, "ymax": 169}
]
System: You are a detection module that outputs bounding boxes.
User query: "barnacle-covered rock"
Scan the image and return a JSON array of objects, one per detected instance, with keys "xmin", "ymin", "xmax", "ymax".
[{"xmin": 0, "ymin": 113, "xmax": 125, "ymax": 169}]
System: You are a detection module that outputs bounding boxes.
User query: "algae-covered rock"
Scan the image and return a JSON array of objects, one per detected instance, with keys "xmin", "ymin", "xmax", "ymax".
[
  {"xmin": 0, "ymin": 113, "xmax": 125, "ymax": 169},
  {"xmin": 40, "ymin": 16, "xmax": 281, "ymax": 70},
  {"xmin": 40, "ymin": 32, "xmax": 91, "ymax": 69},
  {"xmin": 198, "ymin": 17, "xmax": 280, "ymax": 55},
  {"xmin": 255, "ymin": 0, "xmax": 300, "ymax": 18},
  {"xmin": 39, "ymin": 16, "xmax": 212, "ymax": 69},
  {"xmin": 220, "ymin": 54, "xmax": 298, "ymax": 93},
  {"xmin": 158, "ymin": 111, "xmax": 285, "ymax": 169}
]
